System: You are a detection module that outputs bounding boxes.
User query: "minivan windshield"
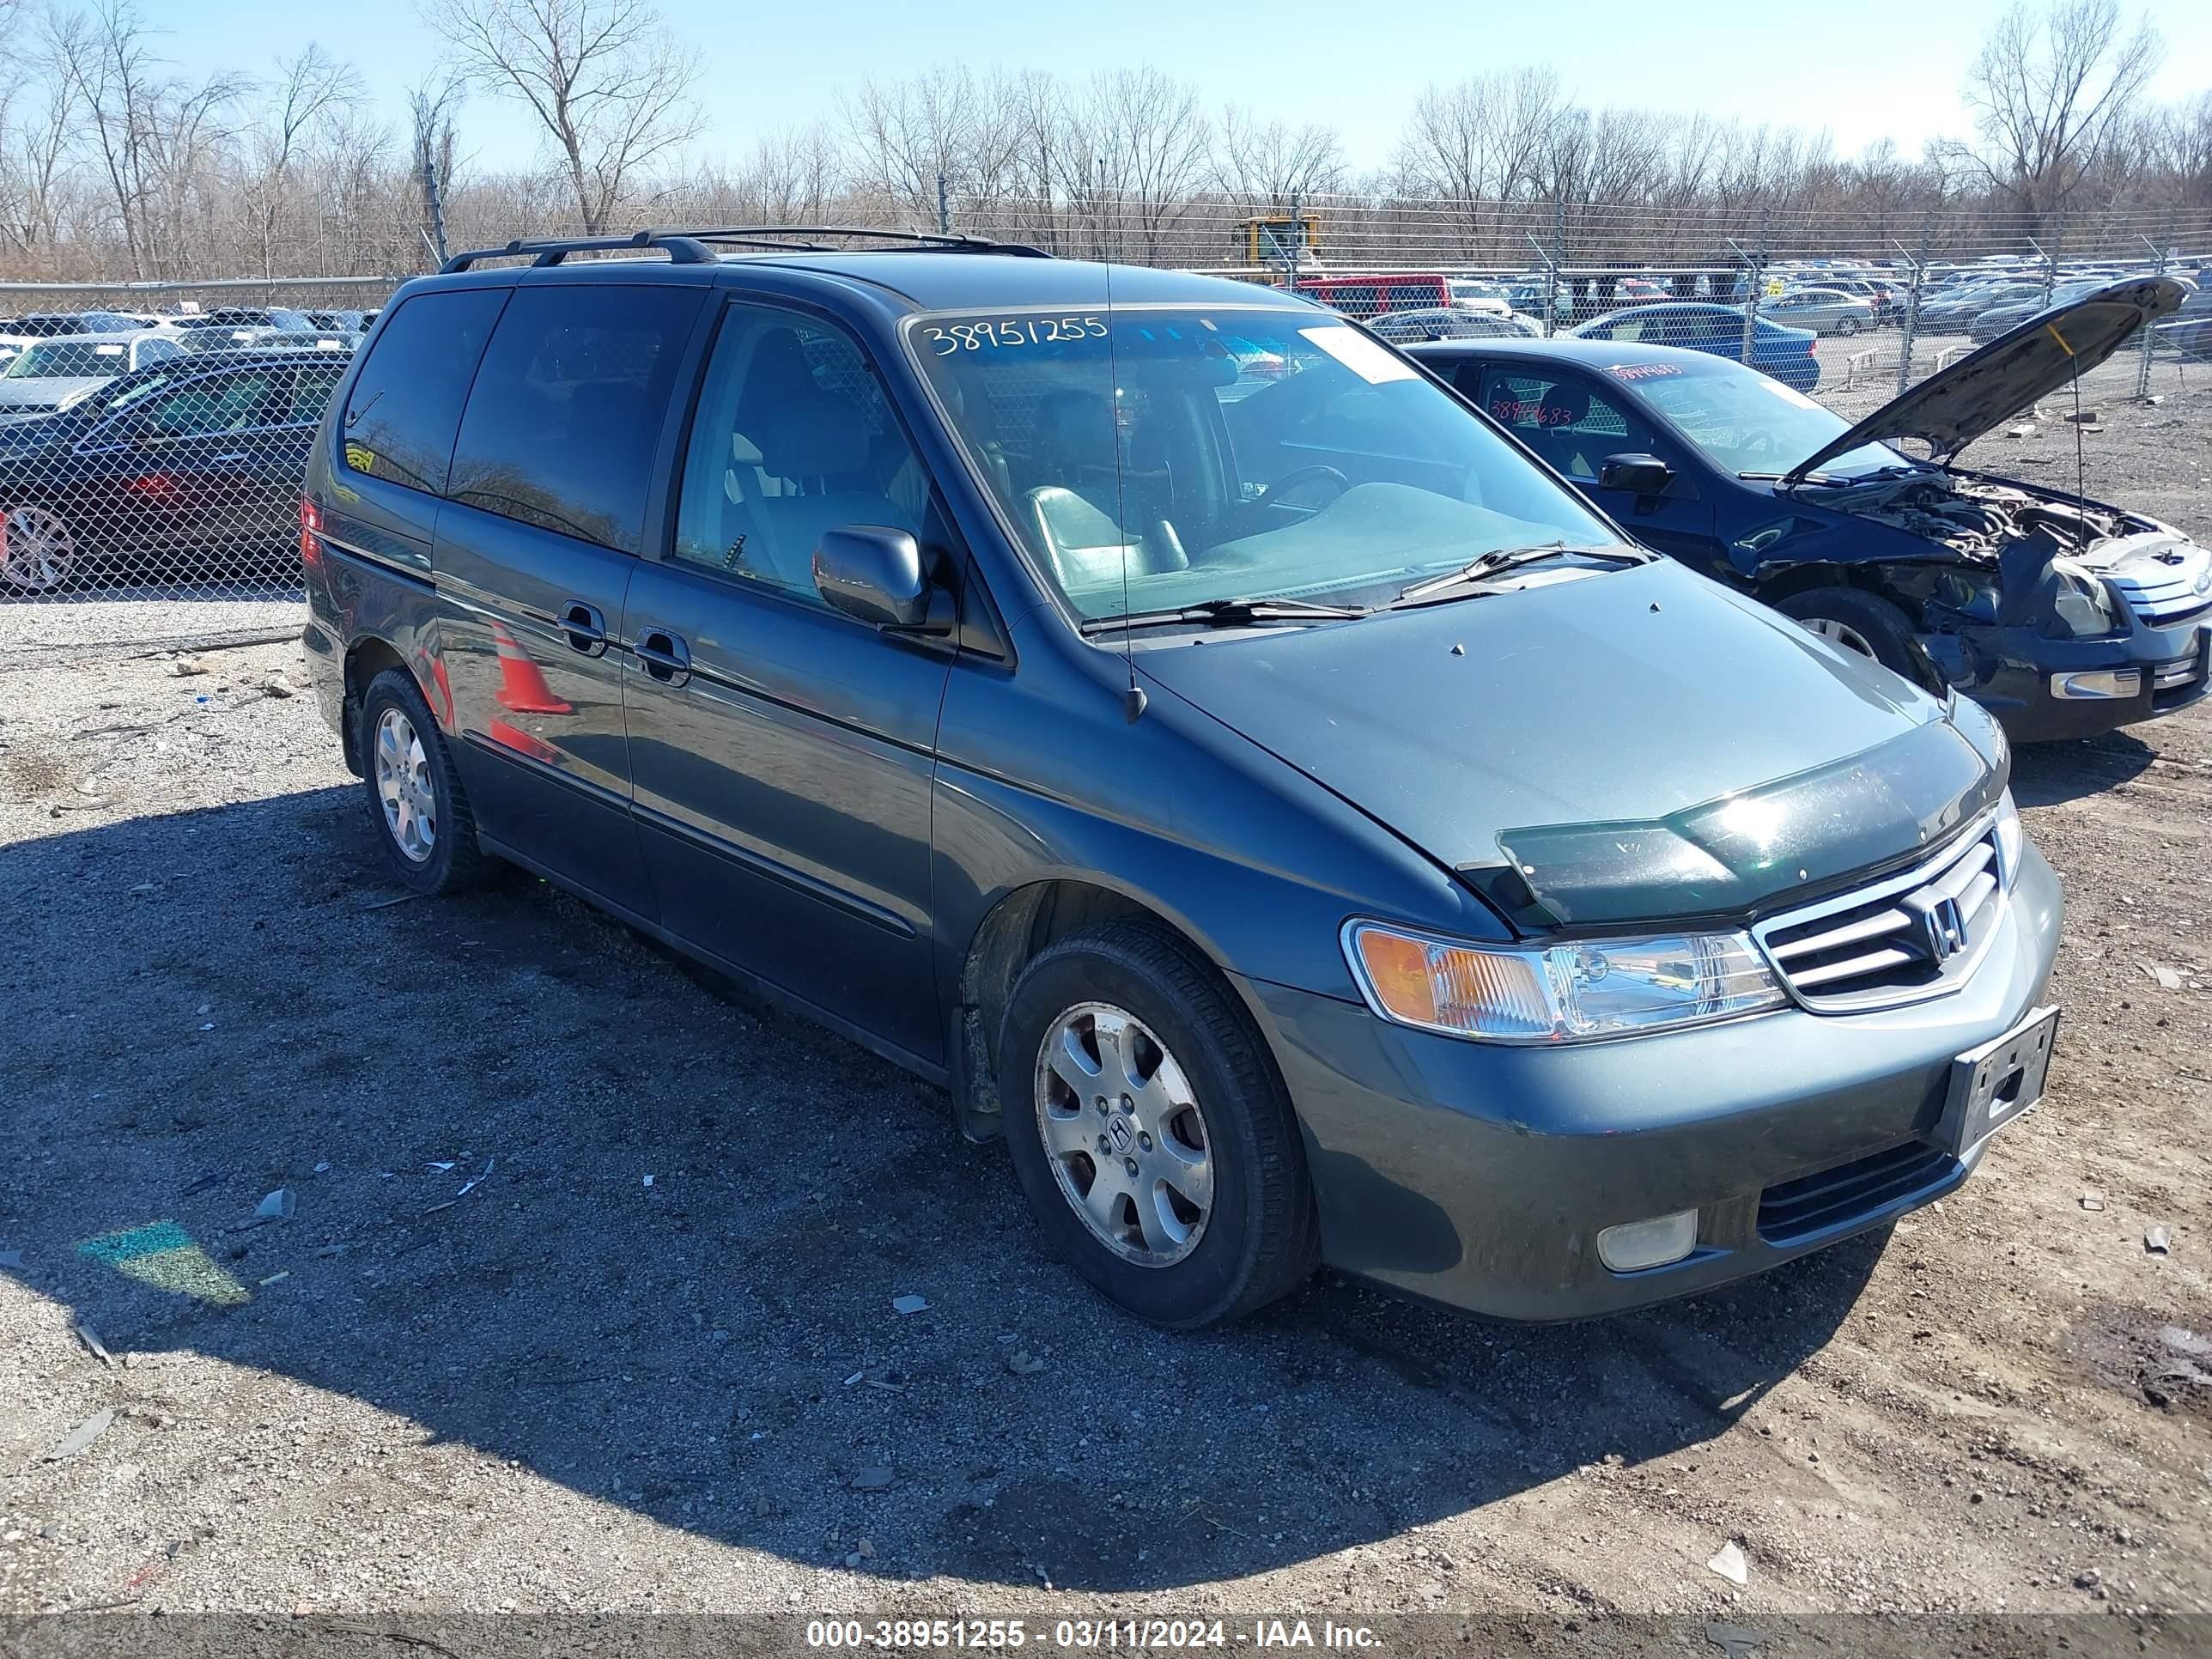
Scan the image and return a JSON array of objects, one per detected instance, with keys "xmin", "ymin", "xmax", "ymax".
[
  {"xmin": 1620, "ymin": 357, "xmax": 1907, "ymax": 479},
  {"xmin": 908, "ymin": 306, "xmax": 1630, "ymax": 623}
]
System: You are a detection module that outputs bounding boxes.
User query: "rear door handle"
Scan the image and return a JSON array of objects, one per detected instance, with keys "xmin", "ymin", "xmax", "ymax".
[
  {"xmin": 635, "ymin": 629, "xmax": 691, "ymax": 687},
  {"xmin": 556, "ymin": 599, "xmax": 607, "ymax": 658},
  {"xmin": 211, "ymin": 452, "xmax": 248, "ymax": 464}
]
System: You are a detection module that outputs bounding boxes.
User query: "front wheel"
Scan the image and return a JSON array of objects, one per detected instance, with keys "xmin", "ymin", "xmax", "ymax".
[
  {"xmin": 1833, "ymin": 315, "xmax": 1862, "ymax": 337},
  {"xmin": 1775, "ymin": 586, "xmax": 1932, "ymax": 688},
  {"xmin": 999, "ymin": 921, "xmax": 1317, "ymax": 1328}
]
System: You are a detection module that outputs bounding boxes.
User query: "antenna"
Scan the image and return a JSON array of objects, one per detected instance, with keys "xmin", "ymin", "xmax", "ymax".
[{"xmin": 1101, "ymin": 191, "xmax": 1146, "ymax": 723}]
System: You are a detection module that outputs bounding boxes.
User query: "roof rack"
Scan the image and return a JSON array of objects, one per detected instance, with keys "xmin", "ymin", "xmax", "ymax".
[{"xmin": 441, "ymin": 225, "xmax": 1051, "ymax": 274}]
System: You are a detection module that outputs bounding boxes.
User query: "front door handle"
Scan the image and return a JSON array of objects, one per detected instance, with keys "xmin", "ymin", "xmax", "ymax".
[
  {"xmin": 210, "ymin": 452, "xmax": 248, "ymax": 464},
  {"xmin": 556, "ymin": 599, "xmax": 608, "ymax": 658},
  {"xmin": 635, "ymin": 629, "xmax": 691, "ymax": 687}
]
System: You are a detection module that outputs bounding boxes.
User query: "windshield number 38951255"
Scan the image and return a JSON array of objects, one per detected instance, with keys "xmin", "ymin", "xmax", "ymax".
[{"xmin": 924, "ymin": 316, "xmax": 1107, "ymax": 353}]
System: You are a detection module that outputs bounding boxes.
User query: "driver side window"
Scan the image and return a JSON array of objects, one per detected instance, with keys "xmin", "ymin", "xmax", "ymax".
[
  {"xmin": 1479, "ymin": 370, "xmax": 1652, "ymax": 481},
  {"xmin": 672, "ymin": 304, "xmax": 928, "ymax": 604}
]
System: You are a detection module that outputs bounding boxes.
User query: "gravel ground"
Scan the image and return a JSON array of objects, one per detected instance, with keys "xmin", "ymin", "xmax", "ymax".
[{"xmin": 1, "ymin": 392, "xmax": 2209, "ymax": 1654}]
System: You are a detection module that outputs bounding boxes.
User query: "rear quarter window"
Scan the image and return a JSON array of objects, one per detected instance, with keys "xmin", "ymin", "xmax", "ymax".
[{"xmin": 340, "ymin": 287, "xmax": 508, "ymax": 495}]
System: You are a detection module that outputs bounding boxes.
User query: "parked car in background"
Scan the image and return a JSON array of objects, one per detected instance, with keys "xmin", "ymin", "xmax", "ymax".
[
  {"xmin": 171, "ymin": 306, "xmax": 321, "ymax": 334},
  {"xmin": 305, "ymin": 309, "xmax": 368, "ymax": 332},
  {"xmin": 1570, "ymin": 302, "xmax": 1820, "ymax": 392},
  {"xmin": 0, "ymin": 349, "xmax": 347, "ymax": 592},
  {"xmin": 1918, "ymin": 280, "xmax": 2045, "ymax": 333},
  {"xmin": 0, "ymin": 331, "xmax": 191, "ymax": 421},
  {"xmin": 1367, "ymin": 307, "xmax": 1540, "ymax": 343},
  {"xmin": 177, "ymin": 325, "xmax": 358, "ymax": 356},
  {"xmin": 1967, "ymin": 278, "xmax": 2105, "ymax": 343},
  {"xmin": 1293, "ymin": 271, "xmax": 1458, "ymax": 318},
  {"xmin": 1765, "ymin": 288, "xmax": 1877, "ymax": 336},
  {"xmin": 1410, "ymin": 278, "xmax": 2206, "ymax": 742},
  {"xmin": 1810, "ymin": 276, "xmax": 1900, "ymax": 323},
  {"xmin": 0, "ymin": 311, "xmax": 149, "ymax": 337}
]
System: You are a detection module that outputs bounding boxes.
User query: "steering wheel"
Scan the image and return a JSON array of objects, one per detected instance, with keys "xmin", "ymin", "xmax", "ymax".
[
  {"xmin": 1735, "ymin": 428, "xmax": 1778, "ymax": 464},
  {"xmin": 1253, "ymin": 465, "xmax": 1352, "ymax": 514}
]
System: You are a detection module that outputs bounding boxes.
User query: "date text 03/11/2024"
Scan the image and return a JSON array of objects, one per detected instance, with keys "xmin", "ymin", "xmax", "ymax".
[{"xmin": 803, "ymin": 1618, "xmax": 1384, "ymax": 1650}]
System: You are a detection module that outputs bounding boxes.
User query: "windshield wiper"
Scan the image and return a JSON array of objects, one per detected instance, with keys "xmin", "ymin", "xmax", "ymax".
[
  {"xmin": 1079, "ymin": 596, "xmax": 1369, "ymax": 635},
  {"xmin": 1388, "ymin": 544, "xmax": 1647, "ymax": 605}
]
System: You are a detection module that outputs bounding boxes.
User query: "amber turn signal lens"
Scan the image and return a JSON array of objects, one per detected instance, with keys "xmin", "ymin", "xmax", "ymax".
[{"xmin": 1353, "ymin": 928, "xmax": 1439, "ymax": 1026}]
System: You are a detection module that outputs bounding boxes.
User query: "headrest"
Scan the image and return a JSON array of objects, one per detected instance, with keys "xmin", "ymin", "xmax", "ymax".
[{"xmin": 757, "ymin": 394, "xmax": 868, "ymax": 478}]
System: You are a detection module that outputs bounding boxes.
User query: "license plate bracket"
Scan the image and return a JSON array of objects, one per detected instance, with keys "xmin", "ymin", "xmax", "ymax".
[{"xmin": 1940, "ymin": 1005, "xmax": 2059, "ymax": 1156}]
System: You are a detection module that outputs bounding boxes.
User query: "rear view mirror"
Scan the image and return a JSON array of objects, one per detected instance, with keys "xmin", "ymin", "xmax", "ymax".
[
  {"xmin": 1599, "ymin": 453, "xmax": 1674, "ymax": 495},
  {"xmin": 813, "ymin": 525, "xmax": 949, "ymax": 634}
]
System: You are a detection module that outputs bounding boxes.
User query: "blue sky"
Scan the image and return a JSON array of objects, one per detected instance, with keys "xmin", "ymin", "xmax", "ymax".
[{"xmin": 151, "ymin": 0, "xmax": 2212, "ymax": 175}]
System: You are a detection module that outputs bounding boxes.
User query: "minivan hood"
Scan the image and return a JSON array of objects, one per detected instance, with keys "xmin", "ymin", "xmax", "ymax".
[
  {"xmin": 1784, "ymin": 276, "xmax": 2186, "ymax": 483},
  {"xmin": 1140, "ymin": 561, "xmax": 2002, "ymax": 929}
]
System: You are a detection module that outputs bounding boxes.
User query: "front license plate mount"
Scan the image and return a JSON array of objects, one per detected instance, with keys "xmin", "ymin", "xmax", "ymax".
[{"xmin": 1940, "ymin": 1005, "xmax": 2059, "ymax": 1156}]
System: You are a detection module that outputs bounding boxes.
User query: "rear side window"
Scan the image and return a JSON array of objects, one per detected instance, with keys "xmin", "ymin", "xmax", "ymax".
[
  {"xmin": 445, "ymin": 285, "xmax": 702, "ymax": 555},
  {"xmin": 294, "ymin": 362, "xmax": 345, "ymax": 423},
  {"xmin": 340, "ymin": 288, "xmax": 507, "ymax": 496}
]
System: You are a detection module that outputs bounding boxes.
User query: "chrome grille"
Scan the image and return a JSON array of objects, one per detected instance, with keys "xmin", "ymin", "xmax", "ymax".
[
  {"xmin": 2109, "ymin": 544, "xmax": 2212, "ymax": 626},
  {"xmin": 1753, "ymin": 819, "xmax": 2008, "ymax": 1011}
]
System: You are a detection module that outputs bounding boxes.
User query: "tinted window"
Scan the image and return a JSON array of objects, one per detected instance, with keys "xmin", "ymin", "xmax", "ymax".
[
  {"xmin": 293, "ymin": 362, "xmax": 345, "ymax": 423},
  {"xmin": 341, "ymin": 287, "xmax": 507, "ymax": 496},
  {"xmin": 1479, "ymin": 370, "xmax": 1652, "ymax": 481},
  {"xmin": 136, "ymin": 368, "xmax": 292, "ymax": 438},
  {"xmin": 673, "ymin": 303, "xmax": 928, "ymax": 602},
  {"xmin": 446, "ymin": 285, "xmax": 700, "ymax": 555}
]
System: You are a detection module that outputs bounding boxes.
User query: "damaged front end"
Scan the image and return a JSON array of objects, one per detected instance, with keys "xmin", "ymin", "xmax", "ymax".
[
  {"xmin": 1735, "ymin": 278, "xmax": 2210, "ymax": 740},
  {"xmin": 1764, "ymin": 466, "xmax": 2212, "ymax": 739}
]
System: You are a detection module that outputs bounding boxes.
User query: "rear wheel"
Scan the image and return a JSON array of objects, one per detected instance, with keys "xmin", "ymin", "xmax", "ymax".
[
  {"xmin": 1834, "ymin": 315, "xmax": 1862, "ymax": 337},
  {"xmin": 1775, "ymin": 586, "xmax": 1930, "ymax": 687},
  {"xmin": 357, "ymin": 666, "xmax": 488, "ymax": 895},
  {"xmin": 1, "ymin": 505, "xmax": 80, "ymax": 592},
  {"xmin": 999, "ymin": 920, "xmax": 1317, "ymax": 1328}
]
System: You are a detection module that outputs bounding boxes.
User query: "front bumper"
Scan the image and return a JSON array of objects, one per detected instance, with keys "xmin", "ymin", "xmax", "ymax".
[
  {"xmin": 1946, "ymin": 611, "xmax": 2209, "ymax": 743},
  {"xmin": 1239, "ymin": 843, "xmax": 2063, "ymax": 1322}
]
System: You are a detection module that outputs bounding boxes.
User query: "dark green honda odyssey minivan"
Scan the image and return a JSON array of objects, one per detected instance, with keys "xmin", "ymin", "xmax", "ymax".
[{"xmin": 301, "ymin": 228, "xmax": 2062, "ymax": 1328}]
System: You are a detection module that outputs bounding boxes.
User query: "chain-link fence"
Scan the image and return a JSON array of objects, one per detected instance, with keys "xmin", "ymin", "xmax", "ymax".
[{"xmin": 3, "ymin": 198, "xmax": 2207, "ymax": 646}]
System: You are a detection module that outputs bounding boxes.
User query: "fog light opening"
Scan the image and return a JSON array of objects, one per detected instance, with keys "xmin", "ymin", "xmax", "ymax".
[
  {"xmin": 1597, "ymin": 1209, "xmax": 1699, "ymax": 1273},
  {"xmin": 2051, "ymin": 669, "xmax": 2142, "ymax": 701}
]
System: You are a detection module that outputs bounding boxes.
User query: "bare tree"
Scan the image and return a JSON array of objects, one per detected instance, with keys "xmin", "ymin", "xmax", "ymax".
[
  {"xmin": 1950, "ymin": 0, "xmax": 2163, "ymax": 235},
  {"xmin": 240, "ymin": 44, "xmax": 363, "ymax": 275},
  {"xmin": 420, "ymin": 0, "xmax": 701, "ymax": 234},
  {"xmin": 1061, "ymin": 68, "xmax": 1210, "ymax": 260},
  {"xmin": 1212, "ymin": 106, "xmax": 1345, "ymax": 210}
]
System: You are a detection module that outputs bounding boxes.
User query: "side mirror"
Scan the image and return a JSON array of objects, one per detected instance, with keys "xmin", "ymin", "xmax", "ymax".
[
  {"xmin": 813, "ymin": 525, "xmax": 949, "ymax": 634},
  {"xmin": 1598, "ymin": 453, "xmax": 1673, "ymax": 496}
]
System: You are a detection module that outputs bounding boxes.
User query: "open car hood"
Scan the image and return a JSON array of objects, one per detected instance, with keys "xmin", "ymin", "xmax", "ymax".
[{"xmin": 1784, "ymin": 276, "xmax": 2185, "ymax": 484}]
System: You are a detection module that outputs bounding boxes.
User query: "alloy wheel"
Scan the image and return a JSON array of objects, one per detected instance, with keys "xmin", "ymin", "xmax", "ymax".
[
  {"xmin": 1, "ymin": 506, "xmax": 76, "ymax": 591},
  {"xmin": 1033, "ymin": 1001, "xmax": 1215, "ymax": 1267},
  {"xmin": 374, "ymin": 707, "xmax": 438, "ymax": 863},
  {"xmin": 1802, "ymin": 616, "xmax": 1878, "ymax": 659}
]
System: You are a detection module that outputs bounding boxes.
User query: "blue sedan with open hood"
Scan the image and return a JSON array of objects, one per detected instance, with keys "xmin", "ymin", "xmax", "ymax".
[{"xmin": 1412, "ymin": 277, "xmax": 2207, "ymax": 742}]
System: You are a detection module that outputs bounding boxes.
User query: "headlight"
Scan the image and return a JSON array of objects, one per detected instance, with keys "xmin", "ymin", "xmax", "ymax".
[
  {"xmin": 2045, "ymin": 557, "xmax": 2120, "ymax": 638},
  {"xmin": 1993, "ymin": 789, "xmax": 2024, "ymax": 888},
  {"xmin": 1344, "ymin": 921, "xmax": 1785, "ymax": 1044}
]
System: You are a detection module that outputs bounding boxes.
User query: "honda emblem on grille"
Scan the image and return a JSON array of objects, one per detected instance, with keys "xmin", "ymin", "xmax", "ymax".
[{"xmin": 1905, "ymin": 891, "xmax": 1968, "ymax": 962}]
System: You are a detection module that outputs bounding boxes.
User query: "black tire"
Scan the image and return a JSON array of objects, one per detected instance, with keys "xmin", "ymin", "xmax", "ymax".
[
  {"xmin": 1775, "ymin": 586, "xmax": 1933, "ymax": 688},
  {"xmin": 998, "ymin": 920, "xmax": 1318, "ymax": 1328},
  {"xmin": 357, "ymin": 665, "xmax": 488, "ymax": 895},
  {"xmin": 1834, "ymin": 315, "xmax": 1861, "ymax": 337}
]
